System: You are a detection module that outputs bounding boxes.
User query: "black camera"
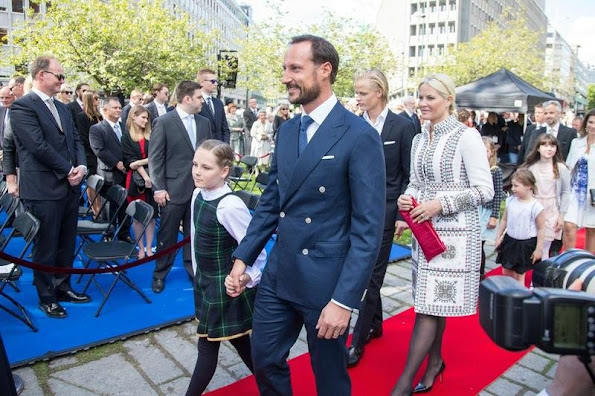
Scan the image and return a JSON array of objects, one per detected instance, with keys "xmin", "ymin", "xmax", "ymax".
[
  {"xmin": 479, "ymin": 275, "xmax": 595, "ymax": 355},
  {"xmin": 532, "ymin": 249, "xmax": 595, "ymax": 293}
]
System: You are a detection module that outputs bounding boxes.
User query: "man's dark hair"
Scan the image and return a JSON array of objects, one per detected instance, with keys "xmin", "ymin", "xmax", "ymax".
[
  {"xmin": 175, "ymin": 80, "xmax": 201, "ymax": 103},
  {"xmin": 75, "ymin": 82, "xmax": 89, "ymax": 92},
  {"xmin": 289, "ymin": 34, "xmax": 339, "ymax": 84},
  {"xmin": 152, "ymin": 83, "xmax": 167, "ymax": 96},
  {"xmin": 12, "ymin": 76, "xmax": 25, "ymax": 85},
  {"xmin": 29, "ymin": 56, "xmax": 56, "ymax": 80}
]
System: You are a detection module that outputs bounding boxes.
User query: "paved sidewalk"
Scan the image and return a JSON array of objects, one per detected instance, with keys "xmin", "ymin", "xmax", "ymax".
[{"xmin": 13, "ymin": 243, "xmax": 559, "ymax": 395}]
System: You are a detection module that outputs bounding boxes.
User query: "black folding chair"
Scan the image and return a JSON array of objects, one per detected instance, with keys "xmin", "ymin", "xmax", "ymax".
[
  {"xmin": 234, "ymin": 190, "xmax": 260, "ymax": 212},
  {"xmin": 82, "ymin": 200, "xmax": 153, "ymax": 317},
  {"xmin": 0, "ymin": 180, "xmax": 7, "ymax": 197},
  {"xmin": 79, "ymin": 174, "xmax": 105, "ymax": 218},
  {"xmin": 74, "ymin": 185, "xmax": 128, "ymax": 279},
  {"xmin": 0, "ymin": 193, "xmax": 20, "ymax": 236},
  {"xmin": 250, "ymin": 171, "xmax": 268, "ymax": 193},
  {"xmin": 228, "ymin": 155, "xmax": 258, "ymax": 190},
  {"xmin": 0, "ymin": 212, "xmax": 41, "ymax": 332}
]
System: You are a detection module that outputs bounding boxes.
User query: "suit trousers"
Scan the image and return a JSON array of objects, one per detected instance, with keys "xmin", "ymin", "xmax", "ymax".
[
  {"xmin": 351, "ymin": 199, "xmax": 398, "ymax": 349},
  {"xmin": 153, "ymin": 200, "xmax": 192, "ymax": 280},
  {"xmin": 251, "ymin": 270, "xmax": 351, "ymax": 395},
  {"xmin": 23, "ymin": 191, "xmax": 79, "ymax": 303}
]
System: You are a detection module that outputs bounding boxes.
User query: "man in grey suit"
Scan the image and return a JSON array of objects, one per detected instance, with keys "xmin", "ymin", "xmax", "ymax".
[
  {"xmin": 89, "ymin": 97, "xmax": 131, "ymax": 242},
  {"xmin": 149, "ymin": 81, "xmax": 212, "ymax": 293}
]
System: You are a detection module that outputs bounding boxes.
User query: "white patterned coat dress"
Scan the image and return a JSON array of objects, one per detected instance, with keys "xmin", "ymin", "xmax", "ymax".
[{"xmin": 405, "ymin": 115, "xmax": 494, "ymax": 317}]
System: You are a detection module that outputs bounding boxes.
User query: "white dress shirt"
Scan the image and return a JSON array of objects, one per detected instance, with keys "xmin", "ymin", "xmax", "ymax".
[
  {"xmin": 363, "ymin": 107, "xmax": 388, "ymax": 135},
  {"xmin": 190, "ymin": 184, "xmax": 267, "ymax": 287},
  {"xmin": 301, "ymin": 94, "xmax": 338, "ymax": 142}
]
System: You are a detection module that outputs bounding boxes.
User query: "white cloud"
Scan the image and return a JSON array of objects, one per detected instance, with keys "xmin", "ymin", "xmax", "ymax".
[{"xmin": 566, "ymin": 16, "xmax": 595, "ymax": 65}]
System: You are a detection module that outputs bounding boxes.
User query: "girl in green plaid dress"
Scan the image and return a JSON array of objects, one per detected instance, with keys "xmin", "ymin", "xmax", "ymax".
[{"xmin": 186, "ymin": 140, "xmax": 266, "ymax": 395}]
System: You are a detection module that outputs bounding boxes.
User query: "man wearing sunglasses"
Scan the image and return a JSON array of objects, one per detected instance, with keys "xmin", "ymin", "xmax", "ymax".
[
  {"xmin": 197, "ymin": 68, "xmax": 230, "ymax": 143},
  {"xmin": 11, "ymin": 55, "xmax": 90, "ymax": 319},
  {"xmin": 7, "ymin": 76, "xmax": 25, "ymax": 100},
  {"xmin": 67, "ymin": 82, "xmax": 90, "ymax": 121}
]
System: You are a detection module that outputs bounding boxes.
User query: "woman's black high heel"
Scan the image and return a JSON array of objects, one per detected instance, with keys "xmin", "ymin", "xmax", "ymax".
[{"xmin": 412, "ymin": 362, "xmax": 446, "ymax": 393}]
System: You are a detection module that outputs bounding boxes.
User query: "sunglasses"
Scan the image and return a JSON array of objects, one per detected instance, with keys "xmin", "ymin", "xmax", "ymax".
[
  {"xmin": 43, "ymin": 70, "xmax": 66, "ymax": 81},
  {"xmin": 204, "ymin": 79, "xmax": 218, "ymax": 84},
  {"xmin": 62, "ymin": 91, "xmax": 73, "ymax": 94}
]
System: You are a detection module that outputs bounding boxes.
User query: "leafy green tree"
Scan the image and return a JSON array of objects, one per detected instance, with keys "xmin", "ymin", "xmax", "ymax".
[
  {"xmin": 425, "ymin": 13, "xmax": 546, "ymax": 90},
  {"xmin": 588, "ymin": 84, "xmax": 595, "ymax": 110},
  {"xmin": 4, "ymin": 0, "xmax": 213, "ymax": 93}
]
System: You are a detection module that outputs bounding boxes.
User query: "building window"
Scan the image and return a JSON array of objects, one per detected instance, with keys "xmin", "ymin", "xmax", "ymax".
[
  {"xmin": 419, "ymin": 24, "xmax": 426, "ymax": 35},
  {"xmin": 428, "ymin": 45, "xmax": 434, "ymax": 56},
  {"xmin": 439, "ymin": 0, "xmax": 446, "ymax": 12},
  {"xmin": 409, "ymin": 67, "xmax": 415, "ymax": 77},
  {"xmin": 410, "ymin": 25, "xmax": 417, "ymax": 36},
  {"xmin": 409, "ymin": 46, "xmax": 416, "ymax": 57},
  {"xmin": 438, "ymin": 22, "xmax": 445, "ymax": 34},
  {"xmin": 12, "ymin": 0, "xmax": 23, "ymax": 12},
  {"xmin": 438, "ymin": 44, "xmax": 444, "ymax": 55},
  {"xmin": 0, "ymin": 0, "xmax": 7, "ymax": 11},
  {"xmin": 429, "ymin": 1, "xmax": 436, "ymax": 12},
  {"xmin": 429, "ymin": 23, "xmax": 435, "ymax": 34},
  {"xmin": 29, "ymin": 1, "xmax": 39, "ymax": 13},
  {"xmin": 419, "ymin": 45, "xmax": 425, "ymax": 58},
  {"xmin": 410, "ymin": 3, "xmax": 418, "ymax": 14},
  {"xmin": 449, "ymin": 0, "xmax": 456, "ymax": 10},
  {"xmin": 448, "ymin": 21, "xmax": 455, "ymax": 33},
  {"xmin": 0, "ymin": 28, "xmax": 7, "ymax": 44}
]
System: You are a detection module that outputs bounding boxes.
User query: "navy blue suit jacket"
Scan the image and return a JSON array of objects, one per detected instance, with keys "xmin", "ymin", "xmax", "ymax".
[
  {"xmin": 11, "ymin": 92, "xmax": 86, "ymax": 200},
  {"xmin": 234, "ymin": 102, "xmax": 386, "ymax": 310},
  {"xmin": 89, "ymin": 119, "xmax": 126, "ymax": 185},
  {"xmin": 199, "ymin": 96, "xmax": 230, "ymax": 143},
  {"xmin": 382, "ymin": 110, "xmax": 415, "ymax": 202}
]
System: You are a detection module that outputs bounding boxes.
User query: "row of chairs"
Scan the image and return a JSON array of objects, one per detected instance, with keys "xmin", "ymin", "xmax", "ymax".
[{"xmin": 228, "ymin": 155, "xmax": 269, "ymax": 193}]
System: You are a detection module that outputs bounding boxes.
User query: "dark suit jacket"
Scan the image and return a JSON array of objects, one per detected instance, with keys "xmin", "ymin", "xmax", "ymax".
[
  {"xmin": 89, "ymin": 119, "xmax": 126, "ymax": 185},
  {"xmin": 145, "ymin": 101, "xmax": 167, "ymax": 127},
  {"xmin": 382, "ymin": 111, "xmax": 415, "ymax": 202},
  {"xmin": 243, "ymin": 108, "xmax": 259, "ymax": 133},
  {"xmin": 199, "ymin": 96, "xmax": 230, "ymax": 143},
  {"xmin": 148, "ymin": 111, "xmax": 212, "ymax": 205},
  {"xmin": 11, "ymin": 92, "xmax": 86, "ymax": 200},
  {"xmin": 399, "ymin": 110, "xmax": 421, "ymax": 134},
  {"xmin": 520, "ymin": 124, "xmax": 576, "ymax": 163},
  {"xmin": 121, "ymin": 103, "xmax": 132, "ymax": 126},
  {"xmin": 67, "ymin": 100, "xmax": 83, "ymax": 121},
  {"xmin": 234, "ymin": 102, "xmax": 386, "ymax": 310},
  {"xmin": 517, "ymin": 123, "xmax": 540, "ymax": 164},
  {"xmin": 75, "ymin": 112, "xmax": 100, "ymax": 172}
]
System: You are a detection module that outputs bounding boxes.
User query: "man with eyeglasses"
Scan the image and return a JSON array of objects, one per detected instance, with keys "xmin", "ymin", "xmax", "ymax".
[
  {"xmin": 67, "ymin": 82, "xmax": 90, "ymax": 121},
  {"xmin": 7, "ymin": 76, "xmax": 25, "ymax": 100},
  {"xmin": 11, "ymin": 55, "xmax": 91, "ymax": 319},
  {"xmin": 197, "ymin": 68, "xmax": 230, "ymax": 143},
  {"xmin": 121, "ymin": 89, "xmax": 144, "ymax": 125}
]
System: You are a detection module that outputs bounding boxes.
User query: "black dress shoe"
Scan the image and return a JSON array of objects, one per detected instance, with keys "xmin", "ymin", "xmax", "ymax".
[
  {"xmin": 56, "ymin": 290, "xmax": 92, "ymax": 303},
  {"xmin": 152, "ymin": 278, "xmax": 164, "ymax": 293},
  {"xmin": 365, "ymin": 327, "xmax": 383, "ymax": 344},
  {"xmin": 347, "ymin": 346, "xmax": 364, "ymax": 368},
  {"xmin": 38, "ymin": 302, "xmax": 67, "ymax": 318}
]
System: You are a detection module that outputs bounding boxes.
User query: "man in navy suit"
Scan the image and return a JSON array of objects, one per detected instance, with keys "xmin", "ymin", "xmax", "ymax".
[
  {"xmin": 347, "ymin": 69, "xmax": 415, "ymax": 367},
  {"xmin": 89, "ymin": 97, "xmax": 132, "ymax": 242},
  {"xmin": 11, "ymin": 56, "xmax": 90, "ymax": 319},
  {"xmin": 197, "ymin": 68, "xmax": 230, "ymax": 143},
  {"xmin": 145, "ymin": 83, "xmax": 169, "ymax": 126},
  {"xmin": 228, "ymin": 35, "xmax": 386, "ymax": 395},
  {"xmin": 399, "ymin": 95, "xmax": 422, "ymax": 134}
]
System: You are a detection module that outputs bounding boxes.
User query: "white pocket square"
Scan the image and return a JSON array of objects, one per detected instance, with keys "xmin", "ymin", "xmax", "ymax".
[
  {"xmin": 384, "ymin": 141, "xmax": 396, "ymax": 145},
  {"xmin": 321, "ymin": 155, "xmax": 335, "ymax": 160}
]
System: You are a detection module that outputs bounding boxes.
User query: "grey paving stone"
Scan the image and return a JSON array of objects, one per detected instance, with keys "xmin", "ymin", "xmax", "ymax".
[
  {"xmin": 51, "ymin": 354, "xmax": 157, "ymax": 395},
  {"xmin": 159, "ymin": 376, "xmax": 190, "ymax": 395},
  {"xmin": 154, "ymin": 329, "xmax": 197, "ymax": 372},
  {"xmin": 380, "ymin": 285, "xmax": 408, "ymax": 297},
  {"xmin": 485, "ymin": 377, "xmax": 524, "ymax": 395},
  {"xmin": 123, "ymin": 337, "xmax": 184, "ymax": 384},
  {"xmin": 288, "ymin": 338, "xmax": 309, "ymax": 360},
  {"xmin": 503, "ymin": 364, "xmax": 550, "ymax": 391},
  {"xmin": 382, "ymin": 275, "xmax": 410, "ymax": 289},
  {"xmin": 181, "ymin": 320, "xmax": 198, "ymax": 337},
  {"xmin": 545, "ymin": 361, "xmax": 558, "ymax": 379},
  {"xmin": 518, "ymin": 351, "xmax": 554, "ymax": 373},
  {"xmin": 386, "ymin": 263, "xmax": 411, "ymax": 279},
  {"xmin": 218, "ymin": 341, "xmax": 243, "ymax": 367},
  {"xmin": 13, "ymin": 367, "xmax": 44, "ymax": 396},
  {"xmin": 47, "ymin": 378, "xmax": 100, "ymax": 395},
  {"xmin": 392, "ymin": 290, "xmax": 414, "ymax": 306},
  {"xmin": 48, "ymin": 355, "xmax": 78, "ymax": 369},
  {"xmin": 227, "ymin": 361, "xmax": 253, "ymax": 380},
  {"xmin": 204, "ymin": 366, "xmax": 236, "ymax": 392}
]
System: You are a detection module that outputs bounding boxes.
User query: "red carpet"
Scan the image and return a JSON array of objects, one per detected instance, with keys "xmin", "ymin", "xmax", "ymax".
[{"xmin": 207, "ymin": 275, "xmax": 529, "ymax": 395}]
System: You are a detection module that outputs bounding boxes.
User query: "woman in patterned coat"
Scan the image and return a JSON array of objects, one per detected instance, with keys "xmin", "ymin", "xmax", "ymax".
[{"xmin": 392, "ymin": 74, "xmax": 494, "ymax": 395}]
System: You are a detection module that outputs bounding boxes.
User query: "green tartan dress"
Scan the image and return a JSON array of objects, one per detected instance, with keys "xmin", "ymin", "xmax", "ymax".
[{"xmin": 193, "ymin": 192, "xmax": 256, "ymax": 341}]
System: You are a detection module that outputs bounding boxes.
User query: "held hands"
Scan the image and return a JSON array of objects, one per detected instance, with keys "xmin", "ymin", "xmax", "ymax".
[
  {"xmin": 144, "ymin": 178, "xmax": 152, "ymax": 189},
  {"xmin": 398, "ymin": 195, "xmax": 442, "ymax": 223},
  {"xmin": 67, "ymin": 165, "xmax": 86, "ymax": 186},
  {"xmin": 154, "ymin": 190, "xmax": 170, "ymax": 207},
  {"xmin": 226, "ymin": 259, "xmax": 248, "ymax": 297},
  {"xmin": 316, "ymin": 301, "xmax": 351, "ymax": 339},
  {"xmin": 395, "ymin": 220, "xmax": 409, "ymax": 238}
]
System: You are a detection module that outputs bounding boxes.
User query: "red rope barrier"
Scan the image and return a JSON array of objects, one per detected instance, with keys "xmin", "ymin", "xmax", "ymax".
[{"xmin": 0, "ymin": 236, "xmax": 190, "ymax": 275}]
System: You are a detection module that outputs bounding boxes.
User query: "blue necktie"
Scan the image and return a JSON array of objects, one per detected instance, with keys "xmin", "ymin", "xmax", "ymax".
[{"xmin": 299, "ymin": 115, "xmax": 314, "ymax": 155}]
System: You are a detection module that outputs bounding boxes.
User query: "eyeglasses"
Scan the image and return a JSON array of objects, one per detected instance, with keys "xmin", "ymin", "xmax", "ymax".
[
  {"xmin": 61, "ymin": 91, "xmax": 73, "ymax": 94},
  {"xmin": 203, "ymin": 79, "xmax": 218, "ymax": 84},
  {"xmin": 43, "ymin": 70, "xmax": 66, "ymax": 81}
]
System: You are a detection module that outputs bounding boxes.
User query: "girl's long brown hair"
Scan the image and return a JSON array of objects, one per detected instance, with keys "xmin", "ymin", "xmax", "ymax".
[{"xmin": 523, "ymin": 134, "xmax": 566, "ymax": 179}]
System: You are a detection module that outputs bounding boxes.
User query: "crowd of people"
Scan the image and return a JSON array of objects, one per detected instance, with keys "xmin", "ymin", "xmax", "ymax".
[{"xmin": 0, "ymin": 32, "xmax": 594, "ymax": 396}]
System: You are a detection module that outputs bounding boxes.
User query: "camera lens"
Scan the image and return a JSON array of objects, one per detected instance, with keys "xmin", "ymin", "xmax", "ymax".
[{"xmin": 533, "ymin": 249, "xmax": 595, "ymax": 294}]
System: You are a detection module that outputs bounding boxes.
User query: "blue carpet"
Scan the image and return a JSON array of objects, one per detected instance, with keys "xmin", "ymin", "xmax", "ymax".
[{"xmin": 1, "ymin": 229, "xmax": 410, "ymax": 367}]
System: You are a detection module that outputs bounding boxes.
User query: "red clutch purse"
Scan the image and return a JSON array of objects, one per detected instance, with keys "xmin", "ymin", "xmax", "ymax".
[{"xmin": 399, "ymin": 197, "xmax": 447, "ymax": 261}]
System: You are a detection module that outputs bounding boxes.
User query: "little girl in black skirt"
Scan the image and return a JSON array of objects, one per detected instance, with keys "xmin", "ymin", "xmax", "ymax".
[{"xmin": 495, "ymin": 169, "xmax": 545, "ymax": 286}]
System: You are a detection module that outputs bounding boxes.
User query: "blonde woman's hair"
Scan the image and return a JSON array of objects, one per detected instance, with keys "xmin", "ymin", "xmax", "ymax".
[
  {"xmin": 418, "ymin": 73, "xmax": 456, "ymax": 114},
  {"xmin": 482, "ymin": 137, "xmax": 499, "ymax": 168},
  {"xmin": 353, "ymin": 68, "xmax": 389, "ymax": 106},
  {"xmin": 82, "ymin": 90, "xmax": 102, "ymax": 121},
  {"xmin": 126, "ymin": 105, "xmax": 152, "ymax": 142}
]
